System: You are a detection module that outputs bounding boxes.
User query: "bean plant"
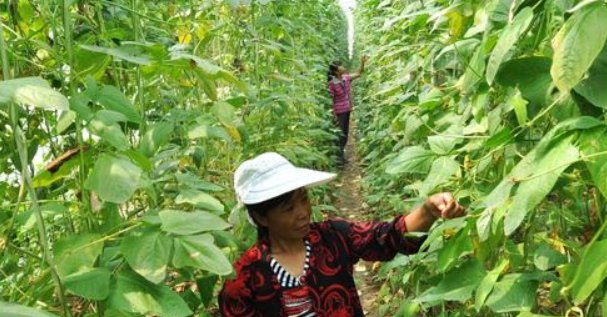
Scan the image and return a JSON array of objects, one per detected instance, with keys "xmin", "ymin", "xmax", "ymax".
[
  {"xmin": 356, "ymin": 0, "xmax": 607, "ymax": 316},
  {"xmin": 0, "ymin": 0, "xmax": 347, "ymax": 316}
]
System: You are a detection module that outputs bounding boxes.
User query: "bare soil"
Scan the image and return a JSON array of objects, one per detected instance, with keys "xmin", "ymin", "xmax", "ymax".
[{"xmin": 331, "ymin": 118, "xmax": 381, "ymax": 317}]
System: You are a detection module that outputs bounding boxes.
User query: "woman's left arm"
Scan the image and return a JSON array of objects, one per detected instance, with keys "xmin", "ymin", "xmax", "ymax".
[
  {"xmin": 350, "ymin": 55, "xmax": 368, "ymax": 80},
  {"xmin": 329, "ymin": 192, "xmax": 465, "ymax": 263}
]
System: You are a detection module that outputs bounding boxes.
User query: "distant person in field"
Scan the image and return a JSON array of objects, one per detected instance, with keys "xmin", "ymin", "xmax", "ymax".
[
  {"xmin": 219, "ymin": 152, "xmax": 465, "ymax": 317},
  {"xmin": 327, "ymin": 55, "xmax": 368, "ymax": 165}
]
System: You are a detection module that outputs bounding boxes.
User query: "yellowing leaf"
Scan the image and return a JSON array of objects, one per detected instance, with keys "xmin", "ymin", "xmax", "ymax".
[{"xmin": 177, "ymin": 27, "xmax": 192, "ymax": 44}]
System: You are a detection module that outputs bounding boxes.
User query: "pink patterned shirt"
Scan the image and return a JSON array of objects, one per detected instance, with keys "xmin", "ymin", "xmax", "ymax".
[{"xmin": 328, "ymin": 74, "xmax": 353, "ymax": 115}]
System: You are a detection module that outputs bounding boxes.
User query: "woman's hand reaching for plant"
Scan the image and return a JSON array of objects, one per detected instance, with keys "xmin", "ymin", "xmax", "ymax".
[{"xmin": 422, "ymin": 192, "xmax": 466, "ymax": 220}]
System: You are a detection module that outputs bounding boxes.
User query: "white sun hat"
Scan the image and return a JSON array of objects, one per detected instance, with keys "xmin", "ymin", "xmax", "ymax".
[{"xmin": 234, "ymin": 152, "xmax": 337, "ymax": 205}]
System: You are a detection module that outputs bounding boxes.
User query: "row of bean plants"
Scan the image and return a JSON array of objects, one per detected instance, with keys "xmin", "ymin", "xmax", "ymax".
[
  {"xmin": 0, "ymin": 0, "xmax": 347, "ymax": 316},
  {"xmin": 355, "ymin": 0, "xmax": 607, "ymax": 316}
]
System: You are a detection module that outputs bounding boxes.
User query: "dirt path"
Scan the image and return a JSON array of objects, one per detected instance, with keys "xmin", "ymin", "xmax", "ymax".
[{"xmin": 332, "ymin": 119, "xmax": 381, "ymax": 317}]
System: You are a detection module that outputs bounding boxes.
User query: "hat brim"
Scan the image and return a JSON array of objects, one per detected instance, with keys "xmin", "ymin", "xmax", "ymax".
[{"xmin": 240, "ymin": 167, "xmax": 336, "ymax": 204}]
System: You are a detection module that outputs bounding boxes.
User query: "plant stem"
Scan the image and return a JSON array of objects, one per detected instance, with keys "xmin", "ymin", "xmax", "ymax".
[
  {"xmin": 13, "ymin": 122, "xmax": 70, "ymax": 316},
  {"xmin": 63, "ymin": 0, "xmax": 93, "ymax": 230},
  {"xmin": 0, "ymin": 14, "xmax": 10, "ymax": 79},
  {"xmin": 132, "ymin": 0, "xmax": 146, "ymax": 133}
]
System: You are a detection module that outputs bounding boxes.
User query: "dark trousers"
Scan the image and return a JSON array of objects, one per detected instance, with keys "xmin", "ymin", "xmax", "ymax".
[{"xmin": 336, "ymin": 111, "xmax": 350, "ymax": 162}]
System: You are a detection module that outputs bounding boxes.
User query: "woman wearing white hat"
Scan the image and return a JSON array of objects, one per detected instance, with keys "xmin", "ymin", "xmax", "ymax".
[{"xmin": 219, "ymin": 152, "xmax": 465, "ymax": 317}]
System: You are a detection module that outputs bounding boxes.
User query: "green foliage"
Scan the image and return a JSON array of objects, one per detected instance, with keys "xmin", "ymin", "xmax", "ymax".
[
  {"xmin": 85, "ymin": 154, "xmax": 143, "ymax": 204},
  {"xmin": 551, "ymin": 3, "xmax": 607, "ymax": 92},
  {"xmin": 121, "ymin": 231, "xmax": 173, "ymax": 284},
  {"xmin": 0, "ymin": 77, "xmax": 69, "ymax": 111},
  {"xmin": 159, "ymin": 210, "xmax": 230, "ymax": 235},
  {"xmin": 1, "ymin": 0, "xmax": 346, "ymax": 315},
  {"xmin": 486, "ymin": 7, "xmax": 534, "ymax": 84},
  {"xmin": 0, "ymin": 303, "xmax": 59, "ymax": 317},
  {"xmin": 357, "ymin": 0, "xmax": 607, "ymax": 315}
]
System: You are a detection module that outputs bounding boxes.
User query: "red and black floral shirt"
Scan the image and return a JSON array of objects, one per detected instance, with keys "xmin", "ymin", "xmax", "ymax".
[{"xmin": 219, "ymin": 215, "xmax": 423, "ymax": 317}]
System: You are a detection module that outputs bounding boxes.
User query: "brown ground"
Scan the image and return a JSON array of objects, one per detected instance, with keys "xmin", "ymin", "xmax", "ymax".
[{"xmin": 332, "ymin": 119, "xmax": 381, "ymax": 317}]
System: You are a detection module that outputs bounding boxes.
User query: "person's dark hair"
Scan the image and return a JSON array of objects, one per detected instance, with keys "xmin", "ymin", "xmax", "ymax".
[
  {"xmin": 245, "ymin": 189, "xmax": 297, "ymax": 238},
  {"xmin": 327, "ymin": 61, "xmax": 342, "ymax": 81}
]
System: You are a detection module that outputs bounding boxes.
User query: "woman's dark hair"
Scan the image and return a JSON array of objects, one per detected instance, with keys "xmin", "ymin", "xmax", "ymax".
[
  {"xmin": 327, "ymin": 61, "xmax": 342, "ymax": 81},
  {"xmin": 245, "ymin": 189, "xmax": 298, "ymax": 238}
]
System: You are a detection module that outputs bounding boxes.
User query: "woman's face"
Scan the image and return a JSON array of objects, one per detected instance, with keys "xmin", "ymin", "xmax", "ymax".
[
  {"xmin": 255, "ymin": 189, "xmax": 312, "ymax": 239},
  {"xmin": 337, "ymin": 65, "xmax": 346, "ymax": 76}
]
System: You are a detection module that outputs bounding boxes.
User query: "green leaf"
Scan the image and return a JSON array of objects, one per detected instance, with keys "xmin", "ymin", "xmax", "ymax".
[
  {"xmin": 416, "ymin": 259, "xmax": 486, "ymax": 303},
  {"xmin": 172, "ymin": 234, "xmax": 233, "ymax": 276},
  {"xmin": 504, "ymin": 136, "xmax": 579, "ymax": 235},
  {"xmin": 172, "ymin": 52, "xmax": 222, "ymax": 75},
  {"xmin": 458, "ymin": 45, "xmax": 485, "ymax": 93},
  {"xmin": 159, "ymin": 209, "xmax": 230, "ymax": 235},
  {"xmin": 517, "ymin": 313, "xmax": 558, "ymax": 317},
  {"xmin": 420, "ymin": 217, "xmax": 468, "ymax": 251},
  {"xmin": 386, "ymin": 146, "xmax": 435, "ymax": 175},
  {"xmin": 486, "ymin": 274, "xmax": 538, "ymax": 313},
  {"xmin": 175, "ymin": 188, "xmax": 224, "ymax": 212},
  {"xmin": 568, "ymin": 239, "xmax": 607, "ymax": 304},
  {"xmin": 187, "ymin": 122, "xmax": 212, "ymax": 139},
  {"xmin": 108, "ymin": 270, "xmax": 192, "ymax": 317},
  {"xmin": 485, "ymin": 126, "xmax": 514, "ymax": 149},
  {"xmin": 85, "ymin": 154, "xmax": 143, "ymax": 204},
  {"xmin": 197, "ymin": 76, "xmax": 218, "ymax": 101},
  {"xmin": 510, "ymin": 89, "xmax": 529, "ymax": 126},
  {"xmin": 139, "ymin": 122, "xmax": 174, "ymax": 157},
  {"xmin": 103, "ymin": 309, "xmax": 138, "ymax": 317},
  {"xmin": 211, "ymin": 101, "xmax": 237, "ymax": 125},
  {"xmin": 482, "ymin": 179, "xmax": 516, "ymax": 212},
  {"xmin": 574, "ymin": 42, "xmax": 607, "ymax": 108},
  {"xmin": 419, "ymin": 156, "xmax": 460, "ymax": 196},
  {"xmin": 211, "ymin": 101, "xmax": 241, "ymax": 142},
  {"xmin": 32, "ymin": 154, "xmax": 81, "ymax": 188},
  {"xmin": 579, "ymin": 128, "xmax": 607, "ymax": 199},
  {"xmin": 172, "ymin": 52, "xmax": 248, "ymax": 93},
  {"xmin": 436, "ymin": 227, "xmax": 473, "ymax": 272},
  {"xmin": 176, "ymin": 173, "xmax": 224, "ymax": 192},
  {"xmin": 88, "ymin": 111, "xmax": 130, "ymax": 150},
  {"xmin": 496, "ymin": 57, "xmax": 553, "ymax": 106},
  {"xmin": 486, "ymin": 7, "xmax": 534, "ymax": 84},
  {"xmin": 95, "ymin": 85, "xmax": 141, "ymax": 123},
  {"xmin": 197, "ymin": 275, "xmax": 219, "ymax": 307},
  {"xmin": 0, "ymin": 302, "xmax": 59, "ymax": 317},
  {"xmin": 534, "ymin": 244, "xmax": 567, "ymax": 271},
  {"xmin": 418, "ymin": 87, "xmax": 444, "ymax": 110},
  {"xmin": 568, "ymin": 0, "xmax": 603, "ymax": 13},
  {"xmin": 56, "ymin": 110, "xmax": 76, "ymax": 134},
  {"xmin": 64, "ymin": 268, "xmax": 111, "ymax": 300},
  {"xmin": 80, "ymin": 44, "xmax": 151, "ymax": 65},
  {"xmin": 121, "ymin": 230, "xmax": 172, "ymax": 284},
  {"xmin": 0, "ymin": 77, "xmax": 69, "ymax": 111},
  {"xmin": 475, "ymin": 260, "xmax": 509, "ymax": 312},
  {"xmin": 69, "ymin": 92, "xmax": 94, "ymax": 120},
  {"xmin": 476, "ymin": 208, "xmax": 494, "ymax": 242},
  {"xmin": 17, "ymin": 202, "xmax": 67, "ymax": 231},
  {"xmin": 537, "ymin": 116, "xmax": 603, "ymax": 156},
  {"xmin": 54, "ymin": 233, "xmax": 103, "ymax": 279},
  {"xmin": 551, "ymin": 3, "xmax": 607, "ymax": 92},
  {"xmin": 428, "ymin": 135, "xmax": 458, "ymax": 155}
]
